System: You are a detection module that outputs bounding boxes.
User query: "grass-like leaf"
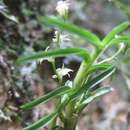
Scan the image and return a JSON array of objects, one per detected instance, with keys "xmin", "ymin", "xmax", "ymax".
[
  {"xmin": 108, "ymin": 36, "xmax": 130, "ymax": 46},
  {"xmin": 21, "ymin": 86, "xmax": 71, "ymax": 110},
  {"xmin": 50, "ymin": 67, "xmax": 115, "ymax": 111},
  {"xmin": 22, "ymin": 112, "xmax": 57, "ymax": 130},
  {"xmin": 22, "ymin": 96, "xmax": 71, "ymax": 130},
  {"xmin": 69, "ymin": 66, "xmax": 115, "ymax": 101},
  {"xmin": 16, "ymin": 48, "xmax": 91, "ymax": 64},
  {"xmin": 88, "ymin": 63, "xmax": 112, "ymax": 74},
  {"xmin": 76, "ymin": 87, "xmax": 113, "ymax": 113},
  {"xmin": 86, "ymin": 66, "xmax": 116, "ymax": 89},
  {"xmin": 102, "ymin": 21, "xmax": 130, "ymax": 45},
  {"xmin": 39, "ymin": 16, "xmax": 101, "ymax": 48},
  {"xmin": 82, "ymin": 87, "xmax": 113, "ymax": 105}
]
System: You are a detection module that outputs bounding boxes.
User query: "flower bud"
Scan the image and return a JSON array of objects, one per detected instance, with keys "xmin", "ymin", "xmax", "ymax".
[{"xmin": 56, "ymin": 0, "xmax": 69, "ymax": 18}]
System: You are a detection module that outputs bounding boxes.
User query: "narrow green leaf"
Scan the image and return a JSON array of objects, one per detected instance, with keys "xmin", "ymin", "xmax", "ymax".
[
  {"xmin": 21, "ymin": 86, "xmax": 70, "ymax": 110},
  {"xmin": 108, "ymin": 36, "xmax": 130, "ymax": 47},
  {"xmin": 86, "ymin": 66, "xmax": 116, "ymax": 89},
  {"xmin": 39, "ymin": 16, "xmax": 101, "ymax": 48},
  {"xmin": 102, "ymin": 21, "xmax": 130, "ymax": 45},
  {"xmin": 22, "ymin": 96, "xmax": 71, "ymax": 130},
  {"xmin": 76, "ymin": 87, "xmax": 113, "ymax": 113},
  {"xmin": 22, "ymin": 112, "xmax": 57, "ymax": 130},
  {"xmin": 58, "ymin": 94, "xmax": 70, "ymax": 111},
  {"xmin": 66, "ymin": 67, "xmax": 115, "ymax": 103},
  {"xmin": 82, "ymin": 87, "xmax": 113, "ymax": 105},
  {"xmin": 99, "ymin": 42, "xmax": 125, "ymax": 64},
  {"xmin": 16, "ymin": 48, "xmax": 91, "ymax": 64},
  {"xmin": 88, "ymin": 63, "xmax": 112, "ymax": 74}
]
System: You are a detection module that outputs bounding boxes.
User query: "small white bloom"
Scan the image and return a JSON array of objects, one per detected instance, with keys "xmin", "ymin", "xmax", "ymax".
[
  {"xmin": 53, "ymin": 31, "xmax": 71, "ymax": 48},
  {"xmin": 56, "ymin": 0, "xmax": 69, "ymax": 17},
  {"xmin": 56, "ymin": 67, "xmax": 73, "ymax": 77},
  {"xmin": 52, "ymin": 65, "xmax": 73, "ymax": 79}
]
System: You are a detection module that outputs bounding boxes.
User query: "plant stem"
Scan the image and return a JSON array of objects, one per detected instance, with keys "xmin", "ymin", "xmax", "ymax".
[
  {"xmin": 63, "ymin": 61, "xmax": 90, "ymax": 130},
  {"xmin": 56, "ymin": 31, "xmax": 61, "ymax": 48},
  {"xmin": 48, "ymin": 61, "xmax": 62, "ymax": 130},
  {"xmin": 64, "ymin": 48, "xmax": 103, "ymax": 130},
  {"xmin": 52, "ymin": 60, "xmax": 62, "ymax": 84},
  {"xmin": 74, "ymin": 48, "xmax": 102, "ymax": 88},
  {"xmin": 64, "ymin": 114, "xmax": 78, "ymax": 130},
  {"xmin": 49, "ymin": 27, "xmax": 62, "ymax": 130},
  {"xmin": 74, "ymin": 61, "xmax": 90, "ymax": 88}
]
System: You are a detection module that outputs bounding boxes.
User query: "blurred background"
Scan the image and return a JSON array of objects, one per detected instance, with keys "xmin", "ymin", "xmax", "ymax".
[{"xmin": 0, "ymin": 0, "xmax": 130, "ymax": 130}]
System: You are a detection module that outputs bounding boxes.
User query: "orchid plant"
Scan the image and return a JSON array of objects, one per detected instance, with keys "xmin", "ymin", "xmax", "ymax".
[{"xmin": 17, "ymin": 1, "xmax": 130, "ymax": 130}]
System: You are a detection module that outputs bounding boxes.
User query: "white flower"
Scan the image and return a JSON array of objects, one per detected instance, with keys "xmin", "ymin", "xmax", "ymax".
[
  {"xmin": 52, "ymin": 65, "xmax": 73, "ymax": 79},
  {"xmin": 53, "ymin": 31, "xmax": 71, "ymax": 48},
  {"xmin": 53, "ymin": 31, "xmax": 71, "ymax": 43},
  {"xmin": 56, "ymin": 68, "xmax": 73, "ymax": 77},
  {"xmin": 56, "ymin": 0, "xmax": 69, "ymax": 17}
]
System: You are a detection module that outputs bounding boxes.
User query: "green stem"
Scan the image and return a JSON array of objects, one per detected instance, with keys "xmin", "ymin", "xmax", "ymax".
[
  {"xmin": 48, "ymin": 61, "xmax": 63, "ymax": 130},
  {"xmin": 56, "ymin": 31, "xmax": 61, "ymax": 48},
  {"xmin": 64, "ymin": 48, "xmax": 103, "ymax": 130},
  {"xmin": 74, "ymin": 47, "xmax": 102, "ymax": 88},
  {"xmin": 74, "ymin": 61, "xmax": 90, "ymax": 88},
  {"xmin": 64, "ymin": 114, "xmax": 78, "ymax": 130},
  {"xmin": 63, "ymin": 61, "xmax": 90, "ymax": 130},
  {"xmin": 49, "ymin": 24, "xmax": 62, "ymax": 130},
  {"xmin": 52, "ymin": 60, "xmax": 62, "ymax": 84}
]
